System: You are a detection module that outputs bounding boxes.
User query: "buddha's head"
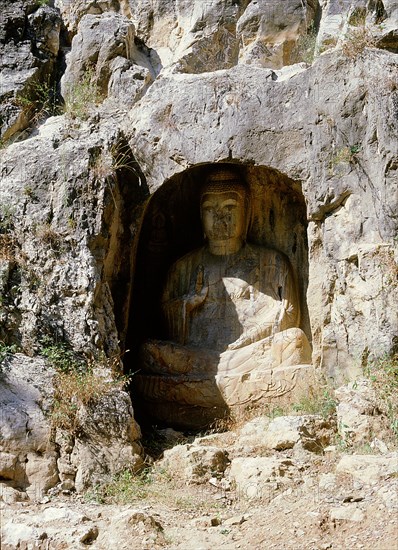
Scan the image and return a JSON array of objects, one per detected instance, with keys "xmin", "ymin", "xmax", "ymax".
[{"xmin": 201, "ymin": 167, "xmax": 250, "ymax": 255}]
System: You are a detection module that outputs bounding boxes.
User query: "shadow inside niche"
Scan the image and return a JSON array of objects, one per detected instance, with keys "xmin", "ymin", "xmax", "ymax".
[{"xmin": 126, "ymin": 162, "xmax": 311, "ymax": 430}]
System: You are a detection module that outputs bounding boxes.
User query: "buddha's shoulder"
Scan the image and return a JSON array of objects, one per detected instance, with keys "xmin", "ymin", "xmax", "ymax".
[
  {"xmin": 169, "ymin": 247, "xmax": 206, "ymax": 273},
  {"xmin": 246, "ymin": 243, "xmax": 290, "ymax": 264}
]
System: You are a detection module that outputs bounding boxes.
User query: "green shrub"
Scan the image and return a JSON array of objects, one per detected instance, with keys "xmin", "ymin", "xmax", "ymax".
[
  {"xmin": 17, "ymin": 78, "xmax": 61, "ymax": 119},
  {"xmin": 293, "ymin": 24, "xmax": 317, "ymax": 64},
  {"xmin": 85, "ymin": 468, "xmax": 154, "ymax": 504},
  {"xmin": 63, "ymin": 69, "xmax": 101, "ymax": 120}
]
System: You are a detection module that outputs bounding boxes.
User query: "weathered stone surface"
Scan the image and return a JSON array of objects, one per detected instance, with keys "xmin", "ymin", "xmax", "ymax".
[
  {"xmin": 61, "ymin": 13, "xmax": 157, "ymax": 101},
  {"xmin": 229, "ymin": 456, "xmax": 296, "ymax": 499},
  {"xmin": 55, "ymin": 0, "xmax": 132, "ymax": 36},
  {"xmin": 335, "ymin": 378, "xmax": 388, "ymax": 446},
  {"xmin": 0, "ymin": 354, "xmax": 142, "ymax": 496},
  {"xmin": 336, "ymin": 453, "xmax": 398, "ymax": 484},
  {"xmin": 0, "ymin": 0, "xmax": 397, "ymax": 449},
  {"xmin": 71, "ymin": 389, "xmax": 143, "ymax": 492},
  {"xmin": 159, "ymin": 444, "xmax": 229, "ymax": 483},
  {"xmin": 262, "ymin": 415, "xmax": 332, "ymax": 453},
  {"xmin": 0, "ymin": 113, "xmax": 145, "ymax": 356},
  {"xmin": 0, "ymin": 1, "xmax": 61, "ymax": 140},
  {"xmin": 330, "ymin": 505, "xmax": 365, "ymax": 522},
  {"xmin": 237, "ymin": 0, "xmax": 319, "ymax": 68},
  {"xmin": 127, "ymin": 49, "xmax": 398, "ymax": 383}
]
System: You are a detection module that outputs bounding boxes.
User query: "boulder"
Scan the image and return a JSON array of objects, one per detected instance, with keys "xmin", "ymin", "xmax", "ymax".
[
  {"xmin": 0, "ymin": 354, "xmax": 143, "ymax": 496},
  {"xmin": 61, "ymin": 13, "xmax": 156, "ymax": 101},
  {"xmin": 229, "ymin": 456, "xmax": 296, "ymax": 500},
  {"xmin": 330, "ymin": 505, "xmax": 365, "ymax": 523},
  {"xmin": 236, "ymin": 414, "xmax": 333, "ymax": 454},
  {"xmin": 336, "ymin": 453, "xmax": 398, "ymax": 484},
  {"xmin": 335, "ymin": 378, "xmax": 387, "ymax": 446},
  {"xmin": 262, "ymin": 415, "xmax": 333, "ymax": 453},
  {"xmin": 237, "ymin": 0, "xmax": 318, "ymax": 68},
  {"xmin": 159, "ymin": 444, "xmax": 229, "ymax": 484}
]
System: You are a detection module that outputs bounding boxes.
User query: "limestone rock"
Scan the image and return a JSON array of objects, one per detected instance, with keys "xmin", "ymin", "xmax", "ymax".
[
  {"xmin": 235, "ymin": 414, "xmax": 332, "ymax": 454},
  {"xmin": 95, "ymin": 508, "xmax": 165, "ymax": 548},
  {"xmin": 70, "ymin": 389, "xmax": 143, "ymax": 492},
  {"xmin": 316, "ymin": 0, "xmax": 398, "ymax": 56},
  {"xmin": 128, "ymin": 0, "xmax": 247, "ymax": 72},
  {"xmin": 237, "ymin": 416, "xmax": 271, "ymax": 448},
  {"xmin": 335, "ymin": 378, "xmax": 386, "ymax": 445},
  {"xmin": 262, "ymin": 415, "xmax": 332, "ymax": 453},
  {"xmin": 28, "ymin": 6, "xmax": 61, "ymax": 57},
  {"xmin": 229, "ymin": 456, "xmax": 296, "ymax": 500},
  {"xmin": 1, "ymin": 523, "xmax": 42, "ymax": 549},
  {"xmin": 0, "ymin": 354, "xmax": 142, "ymax": 496},
  {"xmin": 25, "ymin": 452, "xmax": 59, "ymax": 499},
  {"xmin": 0, "ymin": 354, "xmax": 56, "ymax": 494},
  {"xmin": 61, "ymin": 13, "xmax": 156, "ymax": 101},
  {"xmin": 127, "ymin": 49, "xmax": 398, "ymax": 383},
  {"xmin": 336, "ymin": 453, "xmax": 398, "ymax": 484},
  {"xmin": 159, "ymin": 444, "xmax": 229, "ymax": 484},
  {"xmin": 55, "ymin": 0, "xmax": 131, "ymax": 36},
  {"xmin": 0, "ymin": 1, "xmax": 61, "ymax": 140},
  {"xmin": 330, "ymin": 505, "xmax": 365, "ymax": 522},
  {"xmin": 377, "ymin": 481, "xmax": 398, "ymax": 510},
  {"xmin": 237, "ymin": 0, "xmax": 318, "ymax": 69},
  {"xmin": 0, "ymin": 484, "xmax": 28, "ymax": 504}
]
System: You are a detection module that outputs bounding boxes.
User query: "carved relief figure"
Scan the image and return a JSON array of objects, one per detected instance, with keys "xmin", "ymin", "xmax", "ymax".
[{"xmin": 137, "ymin": 167, "xmax": 312, "ymax": 426}]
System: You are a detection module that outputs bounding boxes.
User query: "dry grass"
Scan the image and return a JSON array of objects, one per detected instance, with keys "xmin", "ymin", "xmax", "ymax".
[
  {"xmin": 85, "ymin": 465, "xmax": 224, "ymax": 513},
  {"xmin": 342, "ymin": 26, "xmax": 376, "ymax": 59},
  {"xmin": 0, "ymin": 234, "xmax": 18, "ymax": 261},
  {"xmin": 34, "ymin": 223, "xmax": 63, "ymax": 251},
  {"xmin": 51, "ymin": 359, "xmax": 127, "ymax": 432},
  {"xmin": 365, "ymin": 353, "xmax": 398, "ymax": 445}
]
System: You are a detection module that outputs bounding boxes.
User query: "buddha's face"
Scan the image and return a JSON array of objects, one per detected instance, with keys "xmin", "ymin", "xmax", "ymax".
[{"xmin": 201, "ymin": 190, "xmax": 246, "ymax": 254}]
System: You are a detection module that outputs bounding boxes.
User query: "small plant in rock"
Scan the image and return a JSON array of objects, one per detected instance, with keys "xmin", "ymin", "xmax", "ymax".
[
  {"xmin": 0, "ymin": 204, "xmax": 19, "ymax": 261},
  {"xmin": 293, "ymin": 24, "xmax": 318, "ymax": 64},
  {"xmin": 92, "ymin": 142, "xmax": 143, "ymax": 185},
  {"xmin": 329, "ymin": 144, "xmax": 361, "ymax": 173},
  {"xmin": 43, "ymin": 342, "xmax": 129, "ymax": 433},
  {"xmin": 40, "ymin": 337, "xmax": 85, "ymax": 373},
  {"xmin": 0, "ymin": 204, "xmax": 15, "ymax": 234},
  {"xmin": 341, "ymin": 25, "xmax": 376, "ymax": 59},
  {"xmin": 0, "ymin": 342, "xmax": 19, "ymax": 375},
  {"xmin": 364, "ymin": 352, "xmax": 398, "ymax": 445},
  {"xmin": 63, "ymin": 69, "xmax": 101, "ymax": 120},
  {"xmin": 51, "ymin": 366, "xmax": 126, "ymax": 432},
  {"xmin": 16, "ymin": 78, "xmax": 61, "ymax": 122},
  {"xmin": 84, "ymin": 468, "xmax": 155, "ymax": 504},
  {"xmin": 34, "ymin": 223, "xmax": 63, "ymax": 251},
  {"xmin": 293, "ymin": 388, "xmax": 337, "ymax": 418}
]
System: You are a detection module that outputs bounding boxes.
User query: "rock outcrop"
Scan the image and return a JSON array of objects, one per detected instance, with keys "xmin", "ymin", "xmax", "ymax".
[
  {"xmin": 0, "ymin": 1, "xmax": 61, "ymax": 140},
  {"xmin": 0, "ymin": 354, "xmax": 143, "ymax": 500}
]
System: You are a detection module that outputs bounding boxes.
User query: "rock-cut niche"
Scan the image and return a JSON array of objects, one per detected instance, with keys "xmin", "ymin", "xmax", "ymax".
[{"xmin": 127, "ymin": 163, "xmax": 312, "ymax": 429}]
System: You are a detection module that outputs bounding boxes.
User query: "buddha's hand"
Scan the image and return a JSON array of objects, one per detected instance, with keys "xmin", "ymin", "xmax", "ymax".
[
  {"xmin": 185, "ymin": 265, "xmax": 208, "ymax": 313},
  {"xmin": 228, "ymin": 323, "xmax": 273, "ymax": 350}
]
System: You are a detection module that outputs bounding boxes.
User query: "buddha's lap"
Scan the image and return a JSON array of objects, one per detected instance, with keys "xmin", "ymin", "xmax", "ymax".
[{"xmin": 140, "ymin": 328, "xmax": 309, "ymax": 376}]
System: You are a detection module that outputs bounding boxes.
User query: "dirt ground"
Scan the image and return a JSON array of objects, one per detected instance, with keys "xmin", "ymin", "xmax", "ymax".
[{"xmin": 2, "ymin": 436, "xmax": 398, "ymax": 550}]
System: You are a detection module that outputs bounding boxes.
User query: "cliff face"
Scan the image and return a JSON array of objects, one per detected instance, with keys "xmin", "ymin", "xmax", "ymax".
[{"xmin": 0, "ymin": 0, "xmax": 397, "ymax": 490}]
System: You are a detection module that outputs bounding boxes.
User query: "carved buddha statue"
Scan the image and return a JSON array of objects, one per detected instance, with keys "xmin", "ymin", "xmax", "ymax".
[{"xmin": 136, "ymin": 167, "xmax": 312, "ymax": 428}]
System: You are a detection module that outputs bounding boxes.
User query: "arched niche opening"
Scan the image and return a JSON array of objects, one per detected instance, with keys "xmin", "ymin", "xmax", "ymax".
[{"xmin": 126, "ymin": 162, "xmax": 311, "ymax": 427}]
